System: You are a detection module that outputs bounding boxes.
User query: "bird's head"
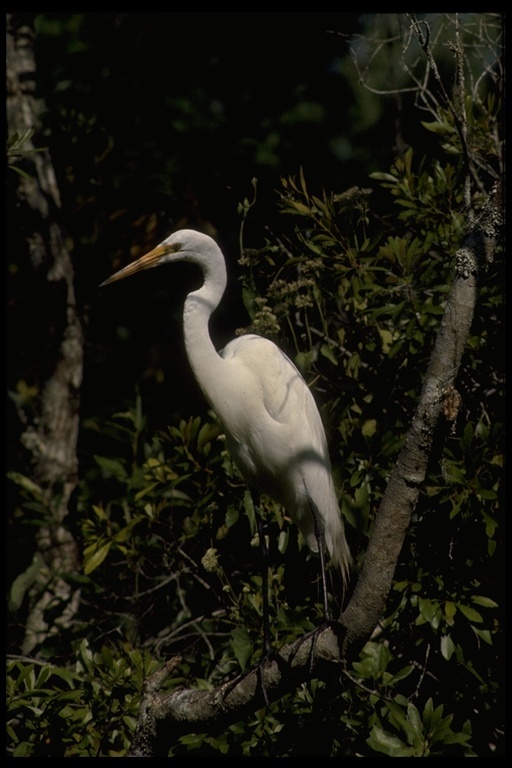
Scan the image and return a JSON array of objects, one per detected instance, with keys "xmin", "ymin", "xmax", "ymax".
[{"xmin": 100, "ymin": 229, "xmax": 218, "ymax": 287}]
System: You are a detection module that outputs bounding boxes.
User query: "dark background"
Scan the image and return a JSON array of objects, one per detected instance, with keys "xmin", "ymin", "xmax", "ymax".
[
  {"xmin": 6, "ymin": 14, "xmax": 504, "ymax": 757},
  {"xmin": 26, "ymin": 12, "xmax": 404, "ymax": 432}
]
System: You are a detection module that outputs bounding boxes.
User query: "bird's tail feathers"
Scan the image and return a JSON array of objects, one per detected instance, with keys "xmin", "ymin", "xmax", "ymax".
[
  {"xmin": 324, "ymin": 514, "xmax": 352, "ymax": 590},
  {"xmin": 296, "ymin": 478, "xmax": 352, "ymax": 589},
  {"xmin": 306, "ymin": 492, "xmax": 352, "ymax": 589}
]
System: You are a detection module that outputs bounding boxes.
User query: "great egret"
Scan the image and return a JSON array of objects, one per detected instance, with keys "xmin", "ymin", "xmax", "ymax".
[{"xmin": 100, "ymin": 229, "xmax": 351, "ymax": 643}]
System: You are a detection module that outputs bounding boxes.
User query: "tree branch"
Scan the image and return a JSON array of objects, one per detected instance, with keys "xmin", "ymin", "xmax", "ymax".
[
  {"xmin": 406, "ymin": 13, "xmax": 483, "ymax": 195},
  {"xmin": 128, "ymin": 624, "xmax": 346, "ymax": 757},
  {"xmin": 338, "ymin": 178, "xmax": 503, "ymax": 655}
]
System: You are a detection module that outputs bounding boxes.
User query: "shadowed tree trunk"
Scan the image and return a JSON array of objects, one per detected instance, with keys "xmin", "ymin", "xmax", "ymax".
[{"xmin": 6, "ymin": 12, "xmax": 84, "ymax": 655}]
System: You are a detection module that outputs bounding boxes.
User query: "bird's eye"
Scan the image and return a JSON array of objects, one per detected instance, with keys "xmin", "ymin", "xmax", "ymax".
[{"xmin": 170, "ymin": 242, "xmax": 182, "ymax": 253}]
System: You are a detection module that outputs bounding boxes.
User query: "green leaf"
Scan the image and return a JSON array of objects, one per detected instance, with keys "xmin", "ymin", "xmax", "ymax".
[
  {"xmin": 197, "ymin": 422, "xmax": 218, "ymax": 450},
  {"xmin": 361, "ymin": 418, "xmax": 377, "ymax": 437},
  {"xmin": 231, "ymin": 627, "xmax": 253, "ymax": 671},
  {"xmin": 418, "ymin": 597, "xmax": 436, "ymax": 623},
  {"xmin": 395, "ymin": 198, "xmax": 417, "ymax": 209},
  {"xmin": 442, "ymin": 732, "xmax": 473, "ymax": 745},
  {"xmin": 288, "ymin": 200, "xmax": 312, "ymax": 215},
  {"xmin": 92, "ymin": 504, "xmax": 108, "ymax": 521},
  {"xmin": 421, "ymin": 120, "xmax": 455, "ymax": 135},
  {"xmin": 134, "ymin": 482, "xmax": 159, "ymax": 502},
  {"xmin": 51, "ymin": 667, "xmax": 80, "ymax": 688},
  {"xmin": 243, "ymin": 490, "xmax": 255, "ymax": 534},
  {"xmin": 7, "ymin": 471, "xmax": 46, "ymax": 503},
  {"xmin": 476, "ymin": 488, "xmax": 496, "ymax": 500},
  {"xmin": 353, "ymin": 641, "xmax": 391, "ymax": 680},
  {"xmin": 456, "ymin": 603, "xmax": 483, "ymax": 623},
  {"xmin": 58, "ymin": 704, "xmax": 78, "ymax": 719},
  {"xmin": 8, "ymin": 553, "xmax": 43, "ymax": 612},
  {"xmin": 225, "ymin": 506, "xmax": 239, "ymax": 529},
  {"xmin": 440, "ymin": 634, "xmax": 455, "ymax": 661},
  {"xmin": 320, "ymin": 343, "xmax": 338, "ymax": 366},
  {"xmin": 471, "ymin": 595, "xmax": 499, "ymax": 609},
  {"xmin": 83, "ymin": 540, "xmax": 112, "ymax": 575},
  {"xmin": 179, "ymin": 733, "xmax": 207, "ymax": 747},
  {"xmin": 387, "ymin": 665, "xmax": 414, "ymax": 685},
  {"xmin": 77, "ymin": 639, "xmax": 94, "ymax": 673},
  {"xmin": 9, "ymin": 165, "xmax": 33, "ymax": 179},
  {"xmin": 277, "ymin": 528, "xmax": 289, "ymax": 555},
  {"xmin": 34, "ymin": 666, "xmax": 51, "ymax": 688},
  {"xmin": 93, "ymin": 455, "xmax": 128, "ymax": 482},
  {"xmin": 16, "ymin": 663, "xmax": 36, "ymax": 689},
  {"xmin": 407, "ymin": 701, "xmax": 424, "ymax": 741},
  {"xmin": 295, "ymin": 350, "xmax": 315, "ymax": 372},
  {"xmin": 370, "ymin": 171, "xmax": 398, "ymax": 182},
  {"xmin": 471, "ymin": 626, "xmax": 493, "ymax": 645},
  {"xmin": 113, "ymin": 516, "xmax": 142, "ymax": 543},
  {"xmin": 482, "ymin": 512, "xmax": 498, "ymax": 538},
  {"xmin": 367, "ymin": 726, "xmax": 415, "ymax": 757},
  {"xmin": 444, "ymin": 600, "xmax": 456, "ymax": 625}
]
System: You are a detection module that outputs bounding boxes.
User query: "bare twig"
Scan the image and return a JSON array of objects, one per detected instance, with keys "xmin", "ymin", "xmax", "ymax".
[{"xmin": 406, "ymin": 13, "xmax": 482, "ymax": 196}]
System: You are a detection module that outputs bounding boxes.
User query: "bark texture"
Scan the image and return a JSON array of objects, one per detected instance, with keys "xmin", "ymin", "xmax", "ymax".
[{"xmin": 7, "ymin": 13, "xmax": 84, "ymax": 654}]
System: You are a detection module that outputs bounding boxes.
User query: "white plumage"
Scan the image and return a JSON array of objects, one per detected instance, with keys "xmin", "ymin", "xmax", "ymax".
[{"xmin": 101, "ymin": 229, "xmax": 351, "ymax": 588}]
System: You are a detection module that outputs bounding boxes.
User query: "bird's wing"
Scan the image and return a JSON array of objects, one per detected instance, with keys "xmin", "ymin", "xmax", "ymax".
[
  {"xmin": 220, "ymin": 335, "xmax": 350, "ymax": 577},
  {"xmin": 220, "ymin": 334, "xmax": 328, "ymax": 454},
  {"xmin": 223, "ymin": 333, "xmax": 301, "ymax": 402}
]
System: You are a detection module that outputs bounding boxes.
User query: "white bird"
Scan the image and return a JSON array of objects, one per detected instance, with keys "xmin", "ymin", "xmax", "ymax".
[{"xmin": 101, "ymin": 229, "xmax": 351, "ymax": 636}]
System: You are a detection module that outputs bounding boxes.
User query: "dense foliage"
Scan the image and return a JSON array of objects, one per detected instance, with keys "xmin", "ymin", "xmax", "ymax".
[{"xmin": 7, "ymin": 13, "xmax": 504, "ymax": 757}]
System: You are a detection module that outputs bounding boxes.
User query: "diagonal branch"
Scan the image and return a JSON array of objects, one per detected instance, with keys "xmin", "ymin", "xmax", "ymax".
[{"xmin": 338, "ymin": 178, "xmax": 503, "ymax": 655}]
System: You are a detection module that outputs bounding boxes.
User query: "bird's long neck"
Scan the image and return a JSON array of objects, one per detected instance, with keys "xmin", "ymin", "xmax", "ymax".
[{"xmin": 182, "ymin": 252, "xmax": 228, "ymax": 409}]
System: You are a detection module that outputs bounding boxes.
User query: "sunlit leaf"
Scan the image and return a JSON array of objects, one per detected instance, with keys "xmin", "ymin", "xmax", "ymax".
[{"xmin": 83, "ymin": 541, "xmax": 112, "ymax": 575}]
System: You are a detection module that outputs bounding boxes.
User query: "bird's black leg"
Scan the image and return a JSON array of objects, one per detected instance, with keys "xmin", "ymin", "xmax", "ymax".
[
  {"xmin": 222, "ymin": 495, "xmax": 286, "ymax": 708},
  {"xmin": 252, "ymin": 494, "xmax": 292, "ymax": 707},
  {"xmin": 294, "ymin": 498, "xmax": 333, "ymax": 676},
  {"xmin": 310, "ymin": 500, "xmax": 331, "ymax": 623},
  {"xmin": 253, "ymin": 496, "xmax": 272, "ymax": 657}
]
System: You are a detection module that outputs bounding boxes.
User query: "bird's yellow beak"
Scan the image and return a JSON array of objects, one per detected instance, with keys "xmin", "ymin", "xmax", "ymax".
[{"xmin": 100, "ymin": 244, "xmax": 169, "ymax": 287}]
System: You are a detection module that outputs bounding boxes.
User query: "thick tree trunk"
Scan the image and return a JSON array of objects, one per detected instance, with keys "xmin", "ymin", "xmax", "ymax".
[{"xmin": 6, "ymin": 13, "xmax": 84, "ymax": 654}]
